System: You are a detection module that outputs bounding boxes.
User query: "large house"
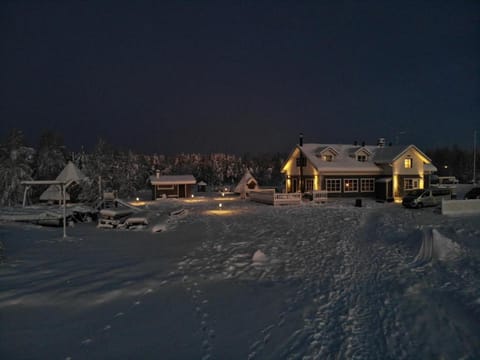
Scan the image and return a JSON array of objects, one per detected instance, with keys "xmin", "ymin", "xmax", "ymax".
[{"xmin": 282, "ymin": 136, "xmax": 437, "ymax": 201}]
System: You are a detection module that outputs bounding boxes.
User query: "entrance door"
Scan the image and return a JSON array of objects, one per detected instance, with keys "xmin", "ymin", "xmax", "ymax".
[
  {"xmin": 292, "ymin": 178, "xmax": 298, "ymax": 193},
  {"xmin": 179, "ymin": 184, "xmax": 186, "ymax": 198}
]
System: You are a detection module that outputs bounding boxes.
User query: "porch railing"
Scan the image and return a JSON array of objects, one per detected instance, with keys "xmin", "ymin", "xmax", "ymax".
[{"xmin": 312, "ymin": 190, "xmax": 328, "ymax": 203}]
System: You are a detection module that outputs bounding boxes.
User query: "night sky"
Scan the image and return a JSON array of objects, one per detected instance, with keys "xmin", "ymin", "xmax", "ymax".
[{"xmin": 1, "ymin": 0, "xmax": 478, "ymax": 154}]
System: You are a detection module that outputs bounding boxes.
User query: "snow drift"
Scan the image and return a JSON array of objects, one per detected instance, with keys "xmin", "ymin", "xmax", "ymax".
[{"xmin": 413, "ymin": 228, "xmax": 462, "ymax": 264}]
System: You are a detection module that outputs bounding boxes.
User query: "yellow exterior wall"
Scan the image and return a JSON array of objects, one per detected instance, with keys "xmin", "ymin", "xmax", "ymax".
[
  {"xmin": 282, "ymin": 148, "xmax": 318, "ymax": 176},
  {"xmin": 391, "ymin": 147, "xmax": 430, "ymax": 200},
  {"xmin": 282, "ymin": 147, "xmax": 319, "ymax": 191}
]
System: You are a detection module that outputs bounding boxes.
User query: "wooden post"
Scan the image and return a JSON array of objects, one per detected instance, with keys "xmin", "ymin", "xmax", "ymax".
[
  {"xmin": 22, "ymin": 185, "xmax": 30, "ymax": 207},
  {"xmin": 62, "ymin": 183, "xmax": 67, "ymax": 238}
]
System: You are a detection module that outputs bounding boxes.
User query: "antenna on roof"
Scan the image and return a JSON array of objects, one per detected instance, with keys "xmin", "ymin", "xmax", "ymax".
[{"xmin": 299, "ymin": 133, "xmax": 304, "ymax": 147}]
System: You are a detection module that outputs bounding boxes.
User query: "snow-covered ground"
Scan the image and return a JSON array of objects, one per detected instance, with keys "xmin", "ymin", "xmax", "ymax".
[{"xmin": 1, "ymin": 195, "xmax": 480, "ymax": 359}]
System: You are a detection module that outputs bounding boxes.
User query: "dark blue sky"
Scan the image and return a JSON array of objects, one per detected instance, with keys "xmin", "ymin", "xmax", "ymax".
[{"xmin": 1, "ymin": 0, "xmax": 478, "ymax": 154}]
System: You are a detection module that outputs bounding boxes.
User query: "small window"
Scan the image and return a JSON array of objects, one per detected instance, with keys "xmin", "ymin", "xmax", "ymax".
[
  {"xmin": 357, "ymin": 155, "xmax": 367, "ymax": 162},
  {"xmin": 404, "ymin": 158, "xmax": 413, "ymax": 168},
  {"xmin": 323, "ymin": 154, "xmax": 334, "ymax": 162},
  {"xmin": 156, "ymin": 185, "xmax": 174, "ymax": 190}
]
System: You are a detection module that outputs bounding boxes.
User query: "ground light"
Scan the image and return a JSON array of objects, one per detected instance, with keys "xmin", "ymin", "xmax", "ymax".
[{"xmin": 213, "ymin": 196, "xmax": 236, "ymax": 201}]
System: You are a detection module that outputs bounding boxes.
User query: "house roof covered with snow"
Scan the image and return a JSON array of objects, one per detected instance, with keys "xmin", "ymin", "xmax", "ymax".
[
  {"xmin": 150, "ymin": 175, "xmax": 197, "ymax": 185},
  {"xmin": 298, "ymin": 144, "xmax": 383, "ymax": 173},
  {"xmin": 290, "ymin": 143, "xmax": 435, "ymax": 173}
]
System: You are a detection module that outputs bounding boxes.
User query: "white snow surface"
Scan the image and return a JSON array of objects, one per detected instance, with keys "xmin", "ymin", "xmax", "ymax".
[{"xmin": 1, "ymin": 196, "xmax": 480, "ymax": 359}]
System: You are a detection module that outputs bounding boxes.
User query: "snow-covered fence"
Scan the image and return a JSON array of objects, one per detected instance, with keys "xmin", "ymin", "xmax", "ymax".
[
  {"xmin": 249, "ymin": 190, "xmax": 302, "ymax": 206},
  {"xmin": 312, "ymin": 190, "xmax": 328, "ymax": 203},
  {"xmin": 274, "ymin": 192, "xmax": 302, "ymax": 205},
  {"xmin": 441, "ymin": 199, "xmax": 480, "ymax": 215}
]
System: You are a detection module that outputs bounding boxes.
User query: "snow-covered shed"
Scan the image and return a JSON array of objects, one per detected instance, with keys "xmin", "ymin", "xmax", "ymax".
[
  {"xmin": 150, "ymin": 172, "xmax": 196, "ymax": 199},
  {"xmin": 197, "ymin": 181, "xmax": 207, "ymax": 192},
  {"xmin": 40, "ymin": 161, "xmax": 87, "ymax": 202},
  {"xmin": 234, "ymin": 170, "xmax": 259, "ymax": 196}
]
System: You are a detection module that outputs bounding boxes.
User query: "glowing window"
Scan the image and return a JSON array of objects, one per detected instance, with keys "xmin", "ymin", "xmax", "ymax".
[
  {"xmin": 323, "ymin": 154, "xmax": 334, "ymax": 162},
  {"xmin": 404, "ymin": 178, "xmax": 419, "ymax": 190},
  {"xmin": 344, "ymin": 179, "xmax": 358, "ymax": 192},
  {"xmin": 404, "ymin": 158, "xmax": 413, "ymax": 168}
]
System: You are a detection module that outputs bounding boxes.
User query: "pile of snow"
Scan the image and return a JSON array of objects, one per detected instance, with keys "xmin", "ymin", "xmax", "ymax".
[
  {"xmin": 252, "ymin": 249, "xmax": 267, "ymax": 264},
  {"xmin": 413, "ymin": 228, "xmax": 462, "ymax": 264},
  {"xmin": 151, "ymin": 224, "xmax": 167, "ymax": 233}
]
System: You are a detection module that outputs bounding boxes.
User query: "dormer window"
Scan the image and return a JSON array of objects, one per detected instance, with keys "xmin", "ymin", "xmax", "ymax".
[
  {"xmin": 315, "ymin": 146, "xmax": 338, "ymax": 162},
  {"xmin": 357, "ymin": 155, "xmax": 367, "ymax": 162},
  {"xmin": 353, "ymin": 147, "xmax": 371, "ymax": 162}
]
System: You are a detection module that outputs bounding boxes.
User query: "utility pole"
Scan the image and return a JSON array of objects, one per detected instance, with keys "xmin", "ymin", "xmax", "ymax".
[{"xmin": 474, "ymin": 130, "xmax": 477, "ymax": 184}]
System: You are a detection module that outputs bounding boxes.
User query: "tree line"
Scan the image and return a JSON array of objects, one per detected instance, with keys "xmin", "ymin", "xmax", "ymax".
[
  {"xmin": 0, "ymin": 129, "xmax": 286, "ymax": 206},
  {"xmin": 426, "ymin": 146, "xmax": 479, "ymax": 183}
]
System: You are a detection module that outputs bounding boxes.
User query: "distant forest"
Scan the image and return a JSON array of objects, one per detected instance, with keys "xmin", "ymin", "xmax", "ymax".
[
  {"xmin": 0, "ymin": 129, "xmax": 478, "ymax": 206},
  {"xmin": 426, "ymin": 146, "xmax": 478, "ymax": 183},
  {"xmin": 0, "ymin": 129, "xmax": 285, "ymax": 206}
]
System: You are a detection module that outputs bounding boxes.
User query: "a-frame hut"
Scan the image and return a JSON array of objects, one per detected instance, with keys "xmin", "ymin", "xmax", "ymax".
[
  {"xmin": 234, "ymin": 170, "xmax": 259, "ymax": 197},
  {"xmin": 40, "ymin": 161, "xmax": 87, "ymax": 202}
]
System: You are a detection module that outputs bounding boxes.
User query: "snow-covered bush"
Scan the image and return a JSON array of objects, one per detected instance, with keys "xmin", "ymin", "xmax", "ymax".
[{"xmin": 0, "ymin": 129, "xmax": 34, "ymax": 206}]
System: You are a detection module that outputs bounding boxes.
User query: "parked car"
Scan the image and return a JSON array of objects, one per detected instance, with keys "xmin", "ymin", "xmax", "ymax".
[
  {"xmin": 402, "ymin": 188, "xmax": 452, "ymax": 208},
  {"xmin": 464, "ymin": 187, "xmax": 480, "ymax": 200}
]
